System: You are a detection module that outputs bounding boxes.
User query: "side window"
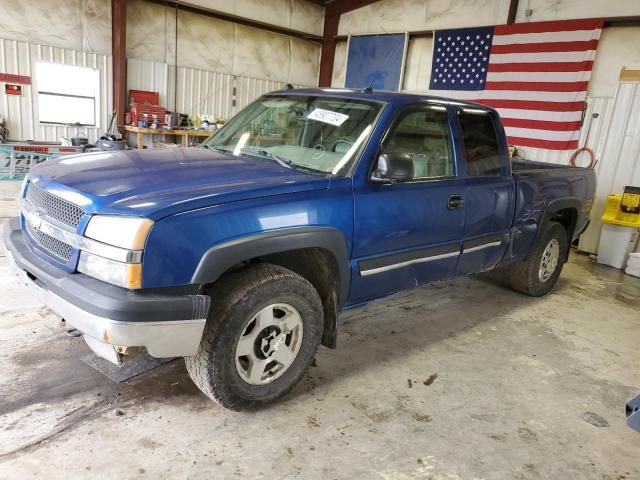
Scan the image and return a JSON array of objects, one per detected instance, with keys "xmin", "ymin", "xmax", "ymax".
[
  {"xmin": 458, "ymin": 110, "xmax": 504, "ymax": 176},
  {"xmin": 382, "ymin": 107, "xmax": 454, "ymax": 179}
]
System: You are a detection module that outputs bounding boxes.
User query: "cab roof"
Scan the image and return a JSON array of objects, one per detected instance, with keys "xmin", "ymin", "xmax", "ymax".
[{"xmin": 268, "ymin": 87, "xmax": 495, "ymax": 112}]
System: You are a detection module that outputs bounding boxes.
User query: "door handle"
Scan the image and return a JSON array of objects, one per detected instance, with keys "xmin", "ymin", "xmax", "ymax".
[{"xmin": 448, "ymin": 195, "xmax": 465, "ymax": 210}]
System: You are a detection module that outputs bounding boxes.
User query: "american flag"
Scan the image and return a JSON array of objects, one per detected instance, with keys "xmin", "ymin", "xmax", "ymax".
[{"xmin": 429, "ymin": 19, "xmax": 604, "ymax": 150}]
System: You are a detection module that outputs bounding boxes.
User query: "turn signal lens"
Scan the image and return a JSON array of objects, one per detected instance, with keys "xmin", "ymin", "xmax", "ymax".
[{"xmin": 78, "ymin": 252, "xmax": 143, "ymax": 289}]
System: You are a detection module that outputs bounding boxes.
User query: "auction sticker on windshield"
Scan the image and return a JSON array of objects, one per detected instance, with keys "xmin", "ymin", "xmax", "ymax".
[{"xmin": 307, "ymin": 108, "xmax": 349, "ymax": 127}]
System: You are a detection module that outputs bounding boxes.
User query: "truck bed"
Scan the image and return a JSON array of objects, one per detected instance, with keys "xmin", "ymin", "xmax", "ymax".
[
  {"xmin": 505, "ymin": 156, "xmax": 596, "ymax": 263},
  {"xmin": 511, "ymin": 158, "xmax": 578, "ymax": 172}
]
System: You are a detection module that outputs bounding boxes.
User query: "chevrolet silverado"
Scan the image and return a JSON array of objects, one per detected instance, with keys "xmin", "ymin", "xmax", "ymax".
[{"xmin": 4, "ymin": 89, "xmax": 596, "ymax": 410}]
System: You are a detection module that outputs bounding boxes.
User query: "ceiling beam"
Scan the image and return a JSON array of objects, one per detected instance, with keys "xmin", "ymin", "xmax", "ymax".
[
  {"xmin": 303, "ymin": 0, "xmax": 332, "ymax": 5},
  {"xmin": 144, "ymin": 0, "xmax": 323, "ymax": 42},
  {"xmin": 604, "ymin": 16, "xmax": 640, "ymax": 27},
  {"xmin": 332, "ymin": 14, "xmax": 640, "ymax": 43}
]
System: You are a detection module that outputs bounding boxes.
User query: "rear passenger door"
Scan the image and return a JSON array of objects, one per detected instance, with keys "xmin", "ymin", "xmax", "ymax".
[{"xmin": 454, "ymin": 108, "xmax": 515, "ymax": 275}]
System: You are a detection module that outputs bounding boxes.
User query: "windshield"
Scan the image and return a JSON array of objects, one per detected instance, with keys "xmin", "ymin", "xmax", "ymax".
[{"xmin": 202, "ymin": 95, "xmax": 382, "ymax": 175}]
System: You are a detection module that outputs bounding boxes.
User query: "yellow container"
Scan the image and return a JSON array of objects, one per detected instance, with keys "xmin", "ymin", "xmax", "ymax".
[{"xmin": 601, "ymin": 194, "xmax": 640, "ymax": 228}]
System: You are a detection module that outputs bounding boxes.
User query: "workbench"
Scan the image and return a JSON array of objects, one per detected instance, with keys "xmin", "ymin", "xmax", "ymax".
[{"xmin": 124, "ymin": 126, "xmax": 213, "ymax": 149}]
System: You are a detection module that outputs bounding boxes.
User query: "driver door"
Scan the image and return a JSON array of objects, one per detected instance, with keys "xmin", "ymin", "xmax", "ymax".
[{"xmin": 349, "ymin": 104, "xmax": 465, "ymax": 304}]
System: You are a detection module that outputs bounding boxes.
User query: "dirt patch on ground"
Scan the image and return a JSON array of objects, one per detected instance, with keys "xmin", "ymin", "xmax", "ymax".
[{"xmin": 1, "ymin": 328, "xmax": 207, "ymax": 419}]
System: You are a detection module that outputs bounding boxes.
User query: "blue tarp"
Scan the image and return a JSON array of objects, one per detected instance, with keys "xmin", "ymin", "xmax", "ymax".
[{"xmin": 345, "ymin": 34, "xmax": 407, "ymax": 92}]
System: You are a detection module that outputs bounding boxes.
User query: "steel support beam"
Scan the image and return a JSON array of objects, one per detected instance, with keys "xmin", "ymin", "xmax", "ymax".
[
  {"xmin": 319, "ymin": 6, "xmax": 340, "ymax": 86},
  {"xmin": 144, "ymin": 0, "xmax": 322, "ymax": 42},
  {"xmin": 318, "ymin": 0, "xmax": 383, "ymax": 87},
  {"xmin": 507, "ymin": 0, "xmax": 519, "ymax": 24},
  {"xmin": 334, "ymin": 14, "xmax": 640, "ymax": 43},
  {"xmin": 112, "ymin": 0, "xmax": 127, "ymax": 130},
  {"xmin": 604, "ymin": 16, "xmax": 640, "ymax": 27}
]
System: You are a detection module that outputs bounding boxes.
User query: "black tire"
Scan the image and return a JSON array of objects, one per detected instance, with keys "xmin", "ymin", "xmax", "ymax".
[
  {"xmin": 185, "ymin": 263, "xmax": 323, "ymax": 410},
  {"xmin": 509, "ymin": 221, "xmax": 568, "ymax": 297}
]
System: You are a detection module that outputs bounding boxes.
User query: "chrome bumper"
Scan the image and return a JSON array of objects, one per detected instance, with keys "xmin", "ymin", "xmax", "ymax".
[{"xmin": 6, "ymin": 249, "xmax": 206, "ymax": 365}]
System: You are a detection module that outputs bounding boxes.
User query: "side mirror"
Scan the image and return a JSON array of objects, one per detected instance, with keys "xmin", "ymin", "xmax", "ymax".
[{"xmin": 371, "ymin": 153, "xmax": 414, "ymax": 184}]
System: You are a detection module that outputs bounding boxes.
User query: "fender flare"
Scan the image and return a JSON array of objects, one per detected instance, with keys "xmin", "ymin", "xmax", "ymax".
[
  {"xmin": 191, "ymin": 227, "xmax": 351, "ymax": 306},
  {"xmin": 532, "ymin": 197, "xmax": 582, "ymax": 260}
]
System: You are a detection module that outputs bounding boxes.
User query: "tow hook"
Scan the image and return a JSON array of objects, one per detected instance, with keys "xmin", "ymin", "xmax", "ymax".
[{"xmin": 64, "ymin": 328, "xmax": 82, "ymax": 337}]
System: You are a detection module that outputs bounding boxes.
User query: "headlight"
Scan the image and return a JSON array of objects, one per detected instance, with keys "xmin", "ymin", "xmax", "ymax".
[
  {"xmin": 79, "ymin": 215, "xmax": 153, "ymax": 288},
  {"xmin": 78, "ymin": 251, "xmax": 142, "ymax": 289},
  {"xmin": 84, "ymin": 215, "xmax": 154, "ymax": 250}
]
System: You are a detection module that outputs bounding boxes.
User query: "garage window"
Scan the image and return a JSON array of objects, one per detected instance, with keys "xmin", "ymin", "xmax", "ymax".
[{"xmin": 36, "ymin": 62, "xmax": 99, "ymax": 126}]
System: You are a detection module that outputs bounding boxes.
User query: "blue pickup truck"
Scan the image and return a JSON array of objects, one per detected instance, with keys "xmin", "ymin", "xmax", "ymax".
[{"xmin": 4, "ymin": 89, "xmax": 595, "ymax": 410}]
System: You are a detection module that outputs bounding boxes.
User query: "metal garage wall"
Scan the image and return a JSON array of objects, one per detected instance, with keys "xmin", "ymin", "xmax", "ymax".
[
  {"xmin": 175, "ymin": 66, "xmax": 235, "ymax": 120},
  {"xmin": 0, "ymin": 37, "xmax": 112, "ymax": 143},
  {"xmin": 235, "ymin": 76, "xmax": 293, "ymax": 111},
  {"xmin": 127, "ymin": 58, "xmax": 310, "ymax": 120},
  {"xmin": 127, "ymin": 58, "xmax": 234, "ymax": 119},
  {"xmin": 579, "ymin": 81, "xmax": 640, "ymax": 254},
  {"xmin": 127, "ymin": 58, "xmax": 171, "ymax": 109}
]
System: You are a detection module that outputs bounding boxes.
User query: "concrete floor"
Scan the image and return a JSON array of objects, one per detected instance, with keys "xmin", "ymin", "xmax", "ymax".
[{"xmin": 1, "ymin": 179, "xmax": 639, "ymax": 479}]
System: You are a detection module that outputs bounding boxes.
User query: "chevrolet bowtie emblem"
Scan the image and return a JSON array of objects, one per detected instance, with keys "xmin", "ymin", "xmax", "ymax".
[{"xmin": 27, "ymin": 208, "xmax": 44, "ymax": 231}]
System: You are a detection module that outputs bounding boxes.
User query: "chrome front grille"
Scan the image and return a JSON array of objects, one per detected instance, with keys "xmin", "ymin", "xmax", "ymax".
[
  {"xmin": 25, "ymin": 182, "xmax": 84, "ymax": 229},
  {"xmin": 25, "ymin": 218, "xmax": 72, "ymax": 261}
]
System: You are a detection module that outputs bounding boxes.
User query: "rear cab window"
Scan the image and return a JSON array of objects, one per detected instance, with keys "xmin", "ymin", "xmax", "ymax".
[{"xmin": 458, "ymin": 108, "xmax": 506, "ymax": 176}]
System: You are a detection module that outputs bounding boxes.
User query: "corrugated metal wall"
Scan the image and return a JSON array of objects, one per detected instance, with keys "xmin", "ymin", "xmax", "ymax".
[
  {"xmin": 235, "ymin": 76, "xmax": 285, "ymax": 111},
  {"xmin": 0, "ymin": 39, "xmax": 310, "ymax": 144},
  {"xmin": 127, "ymin": 58, "xmax": 170, "ymax": 108},
  {"xmin": 127, "ymin": 58, "xmax": 311, "ymax": 120},
  {"xmin": 579, "ymin": 81, "xmax": 640, "ymax": 253},
  {"xmin": 174, "ymin": 65, "xmax": 235, "ymax": 120},
  {"xmin": 0, "ymin": 37, "xmax": 112, "ymax": 143}
]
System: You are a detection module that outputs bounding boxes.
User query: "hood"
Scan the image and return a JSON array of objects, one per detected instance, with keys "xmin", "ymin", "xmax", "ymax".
[{"xmin": 29, "ymin": 147, "xmax": 330, "ymax": 219}]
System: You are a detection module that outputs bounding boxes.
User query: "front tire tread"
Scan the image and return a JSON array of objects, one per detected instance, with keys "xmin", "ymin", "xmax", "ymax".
[{"xmin": 185, "ymin": 264, "xmax": 323, "ymax": 410}]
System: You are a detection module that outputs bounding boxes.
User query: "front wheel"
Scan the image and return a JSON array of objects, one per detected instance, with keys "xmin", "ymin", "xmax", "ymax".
[
  {"xmin": 509, "ymin": 221, "xmax": 568, "ymax": 297},
  {"xmin": 185, "ymin": 264, "xmax": 323, "ymax": 410}
]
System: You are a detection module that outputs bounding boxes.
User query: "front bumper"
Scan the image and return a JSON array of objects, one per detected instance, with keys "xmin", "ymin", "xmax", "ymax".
[{"xmin": 4, "ymin": 217, "xmax": 210, "ymax": 364}]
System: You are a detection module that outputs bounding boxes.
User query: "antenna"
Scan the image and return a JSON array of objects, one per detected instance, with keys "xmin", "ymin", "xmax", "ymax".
[
  {"xmin": 284, "ymin": 83, "xmax": 294, "ymax": 90},
  {"xmin": 361, "ymin": 81, "xmax": 373, "ymax": 93}
]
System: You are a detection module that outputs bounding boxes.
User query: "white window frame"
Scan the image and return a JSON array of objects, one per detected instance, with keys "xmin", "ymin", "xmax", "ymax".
[{"xmin": 35, "ymin": 62, "xmax": 100, "ymax": 127}]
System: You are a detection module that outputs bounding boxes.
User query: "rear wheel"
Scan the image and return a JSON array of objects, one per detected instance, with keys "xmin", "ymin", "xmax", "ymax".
[
  {"xmin": 185, "ymin": 264, "xmax": 323, "ymax": 410},
  {"xmin": 509, "ymin": 221, "xmax": 568, "ymax": 297}
]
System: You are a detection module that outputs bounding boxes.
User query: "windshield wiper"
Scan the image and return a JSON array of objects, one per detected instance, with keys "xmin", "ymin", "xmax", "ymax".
[
  {"xmin": 240, "ymin": 147, "xmax": 293, "ymax": 169},
  {"xmin": 201, "ymin": 144, "xmax": 229, "ymax": 153},
  {"xmin": 222, "ymin": 146, "xmax": 326, "ymax": 175},
  {"xmin": 245, "ymin": 148, "xmax": 330, "ymax": 176}
]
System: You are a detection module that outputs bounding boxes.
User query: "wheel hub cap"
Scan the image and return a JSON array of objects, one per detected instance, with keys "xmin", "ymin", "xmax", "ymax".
[
  {"xmin": 260, "ymin": 330, "xmax": 278, "ymax": 357},
  {"xmin": 235, "ymin": 303, "xmax": 303, "ymax": 385},
  {"xmin": 539, "ymin": 238, "xmax": 560, "ymax": 283},
  {"xmin": 258, "ymin": 328, "xmax": 288, "ymax": 358}
]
